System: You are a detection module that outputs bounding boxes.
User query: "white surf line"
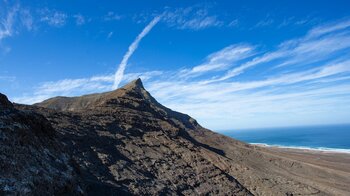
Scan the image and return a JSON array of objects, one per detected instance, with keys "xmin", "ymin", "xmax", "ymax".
[
  {"xmin": 251, "ymin": 143, "xmax": 350, "ymax": 154},
  {"xmin": 112, "ymin": 16, "xmax": 161, "ymax": 89}
]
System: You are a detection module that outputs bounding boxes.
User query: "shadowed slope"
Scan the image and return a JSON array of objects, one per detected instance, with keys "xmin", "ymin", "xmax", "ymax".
[{"xmin": 0, "ymin": 93, "xmax": 80, "ymax": 195}]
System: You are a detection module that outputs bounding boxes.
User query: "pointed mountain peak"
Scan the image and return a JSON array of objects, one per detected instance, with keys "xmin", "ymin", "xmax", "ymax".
[
  {"xmin": 122, "ymin": 78, "xmax": 145, "ymax": 90},
  {"xmin": 35, "ymin": 78, "xmax": 149, "ymax": 111}
]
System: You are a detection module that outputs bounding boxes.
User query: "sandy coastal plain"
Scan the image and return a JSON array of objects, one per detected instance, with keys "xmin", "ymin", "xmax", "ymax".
[
  {"xmin": 257, "ymin": 145, "xmax": 350, "ymax": 195},
  {"xmin": 265, "ymin": 145, "xmax": 350, "ymax": 173}
]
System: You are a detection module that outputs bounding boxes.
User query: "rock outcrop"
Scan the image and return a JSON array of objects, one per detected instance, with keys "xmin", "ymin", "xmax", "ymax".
[{"xmin": 0, "ymin": 93, "xmax": 80, "ymax": 195}]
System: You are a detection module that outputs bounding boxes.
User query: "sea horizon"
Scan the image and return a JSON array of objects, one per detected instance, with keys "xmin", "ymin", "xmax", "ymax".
[{"xmin": 222, "ymin": 124, "xmax": 350, "ymax": 153}]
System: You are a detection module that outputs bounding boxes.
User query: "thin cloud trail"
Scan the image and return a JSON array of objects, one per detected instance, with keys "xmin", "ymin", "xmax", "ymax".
[{"xmin": 112, "ymin": 16, "xmax": 161, "ymax": 89}]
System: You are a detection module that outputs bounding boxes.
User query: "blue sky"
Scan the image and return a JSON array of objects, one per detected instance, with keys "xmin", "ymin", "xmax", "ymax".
[{"xmin": 1, "ymin": 0, "xmax": 350, "ymax": 130}]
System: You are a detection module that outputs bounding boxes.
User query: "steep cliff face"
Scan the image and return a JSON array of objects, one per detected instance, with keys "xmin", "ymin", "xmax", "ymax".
[{"xmin": 0, "ymin": 93, "xmax": 80, "ymax": 195}]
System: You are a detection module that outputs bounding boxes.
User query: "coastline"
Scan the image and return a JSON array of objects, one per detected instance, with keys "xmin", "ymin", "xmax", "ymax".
[
  {"xmin": 252, "ymin": 143, "xmax": 350, "ymax": 154},
  {"xmin": 254, "ymin": 143, "xmax": 350, "ymax": 174}
]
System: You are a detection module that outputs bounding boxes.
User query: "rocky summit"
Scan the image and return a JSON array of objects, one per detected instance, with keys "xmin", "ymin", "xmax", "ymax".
[{"xmin": 1, "ymin": 79, "xmax": 350, "ymax": 195}]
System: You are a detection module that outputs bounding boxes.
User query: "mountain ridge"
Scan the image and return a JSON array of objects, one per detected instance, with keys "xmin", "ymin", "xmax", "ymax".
[
  {"xmin": 1, "ymin": 79, "xmax": 350, "ymax": 195},
  {"xmin": 35, "ymin": 78, "xmax": 199, "ymax": 130}
]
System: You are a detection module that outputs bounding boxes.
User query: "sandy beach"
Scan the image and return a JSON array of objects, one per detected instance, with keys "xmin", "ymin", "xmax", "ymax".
[
  {"xmin": 266, "ymin": 145, "xmax": 350, "ymax": 173},
  {"xmin": 248, "ymin": 144, "xmax": 350, "ymax": 195}
]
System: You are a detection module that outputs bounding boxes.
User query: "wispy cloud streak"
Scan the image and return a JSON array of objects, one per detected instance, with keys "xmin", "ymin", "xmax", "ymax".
[
  {"xmin": 0, "ymin": 4, "xmax": 19, "ymax": 41},
  {"xmin": 207, "ymin": 19, "xmax": 350, "ymax": 83},
  {"xmin": 39, "ymin": 8, "xmax": 67, "ymax": 27},
  {"xmin": 184, "ymin": 44, "xmax": 255, "ymax": 77},
  {"xmin": 162, "ymin": 7, "xmax": 222, "ymax": 30},
  {"xmin": 112, "ymin": 16, "xmax": 161, "ymax": 89}
]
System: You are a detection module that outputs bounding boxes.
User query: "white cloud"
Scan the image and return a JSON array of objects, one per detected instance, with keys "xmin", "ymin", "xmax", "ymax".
[
  {"xmin": 39, "ymin": 8, "xmax": 67, "ymax": 27},
  {"xmin": 104, "ymin": 11, "xmax": 122, "ymax": 21},
  {"xmin": 0, "ymin": 75, "xmax": 16, "ymax": 81},
  {"xmin": 0, "ymin": 4, "xmax": 18, "ymax": 41},
  {"xmin": 183, "ymin": 44, "xmax": 255, "ymax": 78},
  {"xmin": 122, "ymin": 71, "xmax": 163, "ymax": 83},
  {"xmin": 228, "ymin": 19, "xmax": 239, "ymax": 27},
  {"xmin": 142, "ymin": 20, "xmax": 350, "ymax": 129},
  {"xmin": 19, "ymin": 8, "xmax": 33, "ymax": 31},
  {"xmin": 113, "ymin": 16, "xmax": 161, "ymax": 89},
  {"xmin": 145, "ymin": 62, "xmax": 350, "ymax": 129},
  {"xmin": 162, "ymin": 7, "xmax": 223, "ymax": 30},
  {"xmin": 73, "ymin": 14, "xmax": 85, "ymax": 25},
  {"xmin": 255, "ymin": 18, "xmax": 274, "ymax": 27},
  {"xmin": 0, "ymin": 3, "xmax": 34, "ymax": 52},
  {"xmin": 209, "ymin": 19, "xmax": 350, "ymax": 82},
  {"xmin": 307, "ymin": 19, "xmax": 350, "ymax": 38},
  {"xmin": 146, "ymin": 59, "xmax": 350, "ymax": 104},
  {"xmin": 181, "ymin": 15, "xmax": 221, "ymax": 30},
  {"xmin": 13, "ymin": 76, "xmax": 113, "ymax": 104}
]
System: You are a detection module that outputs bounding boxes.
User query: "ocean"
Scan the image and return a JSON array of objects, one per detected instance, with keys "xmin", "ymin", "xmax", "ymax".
[{"xmin": 222, "ymin": 124, "xmax": 350, "ymax": 153}]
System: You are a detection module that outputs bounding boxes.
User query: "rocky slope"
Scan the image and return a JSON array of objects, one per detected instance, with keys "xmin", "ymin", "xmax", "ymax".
[
  {"xmin": 26, "ymin": 79, "xmax": 251, "ymax": 195},
  {"xmin": 2, "ymin": 79, "xmax": 350, "ymax": 195},
  {"xmin": 0, "ymin": 94, "xmax": 80, "ymax": 195}
]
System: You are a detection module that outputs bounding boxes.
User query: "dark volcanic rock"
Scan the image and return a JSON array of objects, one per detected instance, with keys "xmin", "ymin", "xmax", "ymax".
[
  {"xmin": 0, "ymin": 94, "xmax": 80, "ymax": 195},
  {"xmin": 3, "ymin": 79, "xmax": 347, "ymax": 195},
  {"xmin": 28, "ymin": 79, "xmax": 251, "ymax": 195},
  {"xmin": 0, "ymin": 93, "xmax": 13, "ymax": 109}
]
